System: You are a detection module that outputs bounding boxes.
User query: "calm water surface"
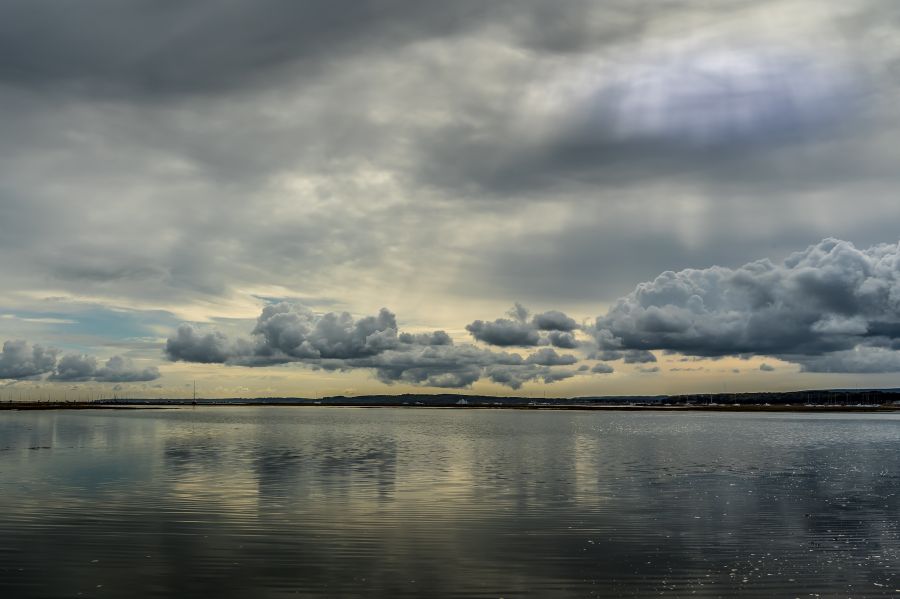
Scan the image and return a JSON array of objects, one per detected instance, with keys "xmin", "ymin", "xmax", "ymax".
[{"xmin": 2, "ymin": 407, "xmax": 900, "ymax": 597}]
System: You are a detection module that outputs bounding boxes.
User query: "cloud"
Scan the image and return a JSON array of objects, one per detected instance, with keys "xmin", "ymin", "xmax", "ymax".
[
  {"xmin": 465, "ymin": 318, "xmax": 541, "ymax": 347},
  {"xmin": 47, "ymin": 354, "xmax": 158, "ymax": 382},
  {"xmin": 165, "ymin": 325, "xmax": 235, "ymax": 364},
  {"xmin": 1, "ymin": 314, "xmax": 76, "ymax": 324},
  {"xmin": 49, "ymin": 354, "xmax": 98, "ymax": 382},
  {"xmin": 532, "ymin": 310, "xmax": 578, "ymax": 331},
  {"xmin": 793, "ymin": 346, "xmax": 900, "ymax": 374},
  {"xmin": 398, "ymin": 331, "xmax": 453, "ymax": 346},
  {"xmin": 356, "ymin": 344, "xmax": 556, "ymax": 389},
  {"xmin": 0, "ymin": 1, "xmax": 509, "ymax": 97},
  {"xmin": 0, "ymin": 340, "xmax": 58, "ymax": 379},
  {"xmin": 623, "ymin": 350, "xmax": 657, "ymax": 364},
  {"xmin": 0, "ymin": 339, "xmax": 159, "ymax": 382},
  {"xmin": 166, "ymin": 303, "xmax": 581, "ymax": 389},
  {"xmin": 591, "ymin": 363, "xmax": 614, "ymax": 374},
  {"xmin": 524, "ymin": 348, "xmax": 578, "ymax": 366},
  {"xmin": 759, "ymin": 363, "xmax": 775, "ymax": 372},
  {"xmin": 155, "ymin": 238, "xmax": 900, "ymax": 382},
  {"xmin": 48, "ymin": 354, "xmax": 160, "ymax": 382},
  {"xmin": 484, "ymin": 364, "xmax": 576, "ymax": 390},
  {"xmin": 546, "ymin": 331, "xmax": 578, "ymax": 349},
  {"xmin": 466, "ymin": 305, "xmax": 581, "ymax": 348},
  {"xmin": 93, "ymin": 356, "xmax": 160, "ymax": 383},
  {"xmin": 252, "ymin": 303, "xmax": 401, "ymax": 360},
  {"xmin": 590, "ymin": 348, "xmax": 657, "ymax": 363},
  {"xmin": 592, "ymin": 238, "xmax": 900, "ymax": 372}
]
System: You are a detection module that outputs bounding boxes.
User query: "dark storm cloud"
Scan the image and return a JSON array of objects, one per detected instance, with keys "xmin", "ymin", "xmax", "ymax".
[
  {"xmin": 252, "ymin": 303, "xmax": 401, "ymax": 360},
  {"xmin": 0, "ymin": 340, "xmax": 58, "ymax": 379},
  {"xmin": 49, "ymin": 354, "xmax": 97, "ymax": 381},
  {"xmin": 165, "ymin": 326, "xmax": 235, "ymax": 364},
  {"xmin": 398, "ymin": 331, "xmax": 453, "ymax": 346},
  {"xmin": 532, "ymin": 310, "xmax": 579, "ymax": 331},
  {"xmin": 546, "ymin": 331, "xmax": 579, "ymax": 349},
  {"xmin": 591, "ymin": 363, "xmax": 614, "ymax": 375},
  {"xmin": 48, "ymin": 354, "xmax": 160, "ymax": 382},
  {"xmin": 589, "ymin": 348, "xmax": 657, "ymax": 364},
  {"xmin": 523, "ymin": 348, "xmax": 578, "ymax": 366},
  {"xmin": 591, "ymin": 239, "xmax": 900, "ymax": 372},
  {"xmin": 165, "ymin": 304, "xmax": 405, "ymax": 365},
  {"xmin": 792, "ymin": 347, "xmax": 900, "ymax": 374},
  {"xmin": 354, "ymin": 345, "xmax": 572, "ymax": 391},
  {"xmin": 0, "ymin": 339, "xmax": 159, "ymax": 382},
  {"xmin": 166, "ymin": 303, "xmax": 585, "ymax": 389},
  {"xmin": 466, "ymin": 305, "xmax": 582, "ymax": 348},
  {"xmin": 465, "ymin": 319, "xmax": 541, "ymax": 348},
  {"xmin": 624, "ymin": 350, "xmax": 657, "ymax": 364},
  {"xmin": 93, "ymin": 355, "xmax": 161, "ymax": 383},
  {"xmin": 361, "ymin": 346, "xmax": 505, "ymax": 389},
  {"xmin": 484, "ymin": 364, "xmax": 576, "ymax": 390}
]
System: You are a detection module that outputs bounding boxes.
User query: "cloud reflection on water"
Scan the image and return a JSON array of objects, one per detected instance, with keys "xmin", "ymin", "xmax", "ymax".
[{"xmin": 3, "ymin": 408, "xmax": 900, "ymax": 596}]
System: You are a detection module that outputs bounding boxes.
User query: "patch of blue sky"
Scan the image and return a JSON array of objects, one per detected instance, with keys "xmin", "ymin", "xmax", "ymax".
[{"xmin": 1, "ymin": 307, "xmax": 180, "ymax": 354}]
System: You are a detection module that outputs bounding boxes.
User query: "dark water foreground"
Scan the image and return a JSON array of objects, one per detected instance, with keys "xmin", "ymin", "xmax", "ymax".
[{"xmin": 2, "ymin": 408, "xmax": 900, "ymax": 597}]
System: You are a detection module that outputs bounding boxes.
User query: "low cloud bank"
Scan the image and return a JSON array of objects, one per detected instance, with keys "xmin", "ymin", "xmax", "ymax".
[
  {"xmin": 0, "ymin": 340, "xmax": 160, "ymax": 382},
  {"xmin": 592, "ymin": 238, "xmax": 900, "ymax": 372},
  {"xmin": 166, "ymin": 303, "xmax": 584, "ymax": 389},
  {"xmin": 165, "ymin": 238, "xmax": 900, "ymax": 386}
]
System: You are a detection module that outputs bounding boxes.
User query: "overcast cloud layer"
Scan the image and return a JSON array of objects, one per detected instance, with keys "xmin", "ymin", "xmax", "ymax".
[{"xmin": 2, "ymin": 1, "xmax": 900, "ymax": 395}]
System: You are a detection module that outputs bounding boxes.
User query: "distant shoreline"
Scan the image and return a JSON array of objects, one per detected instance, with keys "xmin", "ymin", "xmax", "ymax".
[
  {"xmin": 2, "ymin": 401, "xmax": 899, "ymax": 413},
  {"xmin": 4, "ymin": 388, "xmax": 900, "ymax": 412}
]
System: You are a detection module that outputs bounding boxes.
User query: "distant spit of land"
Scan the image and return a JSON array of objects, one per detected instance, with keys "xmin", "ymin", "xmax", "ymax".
[{"xmin": 3, "ymin": 389, "xmax": 900, "ymax": 411}]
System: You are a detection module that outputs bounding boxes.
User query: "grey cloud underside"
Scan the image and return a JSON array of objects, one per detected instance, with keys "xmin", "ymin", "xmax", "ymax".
[
  {"xmin": 789, "ymin": 346, "xmax": 900, "ymax": 374},
  {"xmin": 166, "ymin": 303, "xmax": 585, "ymax": 390},
  {"xmin": 590, "ymin": 349, "xmax": 658, "ymax": 364},
  {"xmin": 592, "ymin": 238, "xmax": 900, "ymax": 373},
  {"xmin": 524, "ymin": 348, "xmax": 578, "ymax": 366},
  {"xmin": 532, "ymin": 310, "xmax": 579, "ymax": 332},
  {"xmin": 0, "ymin": 340, "xmax": 159, "ymax": 382},
  {"xmin": 465, "ymin": 305, "xmax": 583, "ymax": 349},
  {"xmin": 465, "ymin": 319, "xmax": 541, "ymax": 348},
  {"xmin": 0, "ymin": 340, "xmax": 57, "ymax": 379},
  {"xmin": 591, "ymin": 363, "xmax": 614, "ymax": 375}
]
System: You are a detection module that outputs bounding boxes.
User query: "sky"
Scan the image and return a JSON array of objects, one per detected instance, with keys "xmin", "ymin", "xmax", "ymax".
[{"xmin": 2, "ymin": 0, "xmax": 900, "ymax": 399}]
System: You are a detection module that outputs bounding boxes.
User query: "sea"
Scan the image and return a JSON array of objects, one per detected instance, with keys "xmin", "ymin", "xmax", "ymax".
[{"xmin": 2, "ymin": 407, "xmax": 900, "ymax": 597}]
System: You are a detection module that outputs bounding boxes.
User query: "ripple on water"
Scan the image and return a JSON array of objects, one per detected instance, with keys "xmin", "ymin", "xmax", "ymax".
[{"xmin": 2, "ymin": 408, "xmax": 900, "ymax": 597}]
